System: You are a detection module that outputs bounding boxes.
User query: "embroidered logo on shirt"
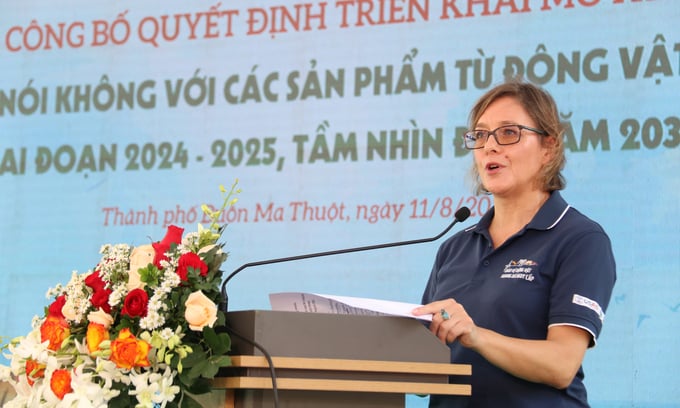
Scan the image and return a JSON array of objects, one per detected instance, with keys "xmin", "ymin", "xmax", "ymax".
[
  {"xmin": 500, "ymin": 259, "xmax": 537, "ymax": 281},
  {"xmin": 572, "ymin": 294, "xmax": 605, "ymax": 322}
]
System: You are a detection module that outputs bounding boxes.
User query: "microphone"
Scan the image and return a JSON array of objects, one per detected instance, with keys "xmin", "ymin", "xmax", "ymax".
[{"xmin": 219, "ymin": 206, "xmax": 471, "ymax": 312}]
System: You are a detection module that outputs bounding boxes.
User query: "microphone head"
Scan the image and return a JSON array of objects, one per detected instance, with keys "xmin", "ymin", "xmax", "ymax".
[{"xmin": 455, "ymin": 206, "xmax": 471, "ymax": 222}]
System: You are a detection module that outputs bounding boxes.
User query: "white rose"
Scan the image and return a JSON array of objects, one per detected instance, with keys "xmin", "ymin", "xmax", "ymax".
[
  {"xmin": 61, "ymin": 303, "xmax": 77, "ymax": 321},
  {"xmin": 128, "ymin": 244, "xmax": 155, "ymax": 290},
  {"xmin": 184, "ymin": 291, "xmax": 218, "ymax": 331},
  {"xmin": 88, "ymin": 309, "xmax": 114, "ymax": 329}
]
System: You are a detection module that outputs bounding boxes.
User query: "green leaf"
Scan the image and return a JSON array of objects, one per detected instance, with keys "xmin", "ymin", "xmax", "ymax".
[
  {"xmin": 108, "ymin": 386, "xmax": 131, "ymax": 408},
  {"xmin": 181, "ymin": 348, "xmax": 207, "ymax": 368},
  {"xmin": 187, "ymin": 359, "xmax": 209, "ymax": 380},
  {"xmin": 215, "ymin": 313, "xmax": 226, "ymax": 327},
  {"xmin": 217, "ymin": 332, "xmax": 231, "ymax": 353},
  {"xmin": 108, "ymin": 397, "xmax": 132, "ymax": 408},
  {"xmin": 202, "ymin": 327, "xmax": 220, "ymax": 350},
  {"xmin": 180, "ymin": 393, "xmax": 204, "ymax": 408},
  {"xmin": 139, "ymin": 264, "xmax": 161, "ymax": 286},
  {"xmin": 201, "ymin": 359, "xmax": 219, "ymax": 378},
  {"xmin": 210, "ymin": 355, "xmax": 232, "ymax": 369},
  {"xmin": 184, "ymin": 377, "xmax": 213, "ymax": 395},
  {"xmin": 208, "ymin": 329, "xmax": 230, "ymax": 356}
]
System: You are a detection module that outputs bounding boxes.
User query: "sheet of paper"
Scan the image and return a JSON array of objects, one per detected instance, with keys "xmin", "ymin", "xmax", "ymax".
[{"xmin": 269, "ymin": 292, "xmax": 432, "ymax": 321}]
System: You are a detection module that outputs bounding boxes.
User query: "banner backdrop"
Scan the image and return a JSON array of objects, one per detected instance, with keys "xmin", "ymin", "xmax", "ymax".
[{"xmin": 1, "ymin": 1, "xmax": 678, "ymax": 406}]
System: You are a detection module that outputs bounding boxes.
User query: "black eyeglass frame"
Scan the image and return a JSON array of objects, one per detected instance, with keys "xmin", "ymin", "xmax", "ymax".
[{"xmin": 463, "ymin": 124, "xmax": 549, "ymax": 150}]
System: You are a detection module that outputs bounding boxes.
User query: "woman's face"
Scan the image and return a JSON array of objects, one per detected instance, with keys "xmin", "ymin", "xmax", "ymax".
[{"xmin": 473, "ymin": 96, "xmax": 552, "ymax": 198}]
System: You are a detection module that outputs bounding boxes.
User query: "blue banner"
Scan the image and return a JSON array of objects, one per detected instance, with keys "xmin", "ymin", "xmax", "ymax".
[{"xmin": 1, "ymin": 1, "xmax": 678, "ymax": 406}]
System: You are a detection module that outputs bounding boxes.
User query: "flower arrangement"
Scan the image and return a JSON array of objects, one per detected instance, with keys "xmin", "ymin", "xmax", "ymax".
[{"xmin": 0, "ymin": 181, "xmax": 241, "ymax": 408}]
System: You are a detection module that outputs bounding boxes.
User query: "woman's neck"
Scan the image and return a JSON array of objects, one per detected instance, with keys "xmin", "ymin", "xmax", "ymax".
[{"xmin": 488, "ymin": 191, "xmax": 550, "ymax": 247}]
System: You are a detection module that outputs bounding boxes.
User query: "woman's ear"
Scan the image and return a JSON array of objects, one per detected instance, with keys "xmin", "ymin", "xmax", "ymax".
[{"xmin": 541, "ymin": 135, "xmax": 557, "ymax": 165}]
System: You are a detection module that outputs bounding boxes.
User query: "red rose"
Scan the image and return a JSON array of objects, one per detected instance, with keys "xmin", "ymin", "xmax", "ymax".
[
  {"xmin": 176, "ymin": 252, "xmax": 208, "ymax": 281},
  {"xmin": 90, "ymin": 288, "xmax": 112, "ymax": 313},
  {"xmin": 48, "ymin": 294, "xmax": 67, "ymax": 318},
  {"xmin": 121, "ymin": 288, "xmax": 149, "ymax": 318},
  {"xmin": 84, "ymin": 271, "xmax": 106, "ymax": 292},
  {"xmin": 152, "ymin": 225, "xmax": 184, "ymax": 269}
]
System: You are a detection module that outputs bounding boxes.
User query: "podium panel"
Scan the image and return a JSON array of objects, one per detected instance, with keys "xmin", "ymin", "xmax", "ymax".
[
  {"xmin": 225, "ymin": 310, "xmax": 450, "ymax": 363},
  {"xmin": 208, "ymin": 311, "xmax": 471, "ymax": 407}
]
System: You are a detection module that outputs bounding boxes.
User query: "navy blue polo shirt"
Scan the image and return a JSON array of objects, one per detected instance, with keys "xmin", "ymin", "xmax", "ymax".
[{"xmin": 422, "ymin": 191, "xmax": 616, "ymax": 408}]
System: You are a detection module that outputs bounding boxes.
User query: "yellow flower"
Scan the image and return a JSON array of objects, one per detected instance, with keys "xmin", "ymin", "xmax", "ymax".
[
  {"xmin": 86, "ymin": 323, "xmax": 110, "ymax": 354},
  {"xmin": 110, "ymin": 328, "xmax": 151, "ymax": 369}
]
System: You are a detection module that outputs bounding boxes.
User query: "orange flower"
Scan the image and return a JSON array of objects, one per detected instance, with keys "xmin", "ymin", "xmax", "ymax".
[
  {"xmin": 40, "ymin": 315, "xmax": 70, "ymax": 351},
  {"xmin": 25, "ymin": 359, "xmax": 46, "ymax": 386},
  {"xmin": 110, "ymin": 328, "xmax": 151, "ymax": 369},
  {"xmin": 86, "ymin": 322, "xmax": 109, "ymax": 353},
  {"xmin": 50, "ymin": 369, "xmax": 72, "ymax": 400}
]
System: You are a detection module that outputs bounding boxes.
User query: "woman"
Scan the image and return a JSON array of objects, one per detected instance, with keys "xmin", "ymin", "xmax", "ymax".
[{"xmin": 412, "ymin": 81, "xmax": 616, "ymax": 407}]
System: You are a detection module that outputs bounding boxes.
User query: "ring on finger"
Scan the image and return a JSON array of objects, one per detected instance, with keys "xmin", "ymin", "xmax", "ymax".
[{"xmin": 440, "ymin": 308, "xmax": 450, "ymax": 321}]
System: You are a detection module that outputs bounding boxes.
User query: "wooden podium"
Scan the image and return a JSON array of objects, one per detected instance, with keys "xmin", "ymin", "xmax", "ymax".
[{"xmin": 204, "ymin": 310, "xmax": 471, "ymax": 408}]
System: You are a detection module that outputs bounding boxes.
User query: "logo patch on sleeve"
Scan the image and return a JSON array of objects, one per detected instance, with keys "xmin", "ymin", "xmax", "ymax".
[{"xmin": 572, "ymin": 294, "xmax": 605, "ymax": 322}]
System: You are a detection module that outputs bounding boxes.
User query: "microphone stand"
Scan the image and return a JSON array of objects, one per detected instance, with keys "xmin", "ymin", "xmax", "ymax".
[{"xmin": 219, "ymin": 206, "xmax": 470, "ymax": 313}]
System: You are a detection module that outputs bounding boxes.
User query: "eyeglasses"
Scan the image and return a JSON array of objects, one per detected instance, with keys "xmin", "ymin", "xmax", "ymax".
[{"xmin": 463, "ymin": 124, "xmax": 548, "ymax": 150}]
